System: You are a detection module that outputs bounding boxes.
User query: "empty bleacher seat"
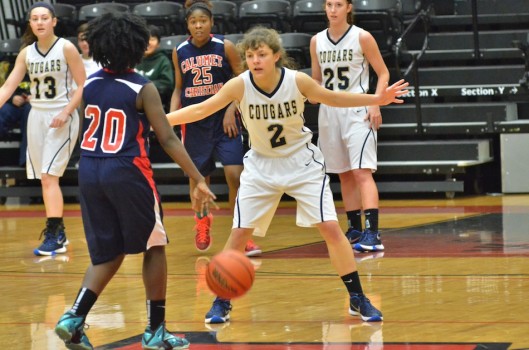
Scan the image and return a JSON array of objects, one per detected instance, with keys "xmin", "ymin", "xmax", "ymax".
[
  {"xmin": 292, "ymin": 0, "xmax": 326, "ymax": 34},
  {"xmin": 224, "ymin": 33, "xmax": 244, "ymax": 45},
  {"xmin": 432, "ymin": 0, "xmax": 529, "ymax": 30},
  {"xmin": 353, "ymin": 0, "xmax": 402, "ymax": 55},
  {"xmin": 78, "ymin": 3, "xmax": 130, "ymax": 23},
  {"xmin": 379, "ymin": 102, "xmax": 518, "ymax": 136},
  {"xmin": 238, "ymin": 0, "xmax": 292, "ymax": 33},
  {"xmin": 133, "ymin": 2, "xmax": 185, "ymax": 36},
  {"xmin": 405, "ymin": 30, "xmax": 528, "ymax": 63},
  {"xmin": 279, "ymin": 32, "xmax": 312, "ymax": 69},
  {"xmin": 211, "ymin": 1, "xmax": 238, "ymax": 34},
  {"xmin": 53, "ymin": 3, "xmax": 78, "ymax": 37},
  {"xmin": 159, "ymin": 35, "xmax": 190, "ymax": 58},
  {"xmin": 0, "ymin": 38, "xmax": 21, "ymax": 63}
]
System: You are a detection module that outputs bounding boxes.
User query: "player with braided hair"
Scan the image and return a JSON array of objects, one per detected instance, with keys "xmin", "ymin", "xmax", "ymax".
[{"xmin": 54, "ymin": 12, "xmax": 215, "ymax": 350}]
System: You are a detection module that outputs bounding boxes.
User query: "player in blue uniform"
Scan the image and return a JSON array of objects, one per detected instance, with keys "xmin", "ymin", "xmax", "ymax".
[
  {"xmin": 170, "ymin": 0, "xmax": 261, "ymax": 256},
  {"xmin": 54, "ymin": 12, "xmax": 215, "ymax": 350}
]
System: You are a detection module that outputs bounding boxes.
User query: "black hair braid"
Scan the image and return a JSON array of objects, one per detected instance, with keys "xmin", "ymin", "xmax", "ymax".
[{"xmin": 87, "ymin": 12, "xmax": 149, "ymax": 73}]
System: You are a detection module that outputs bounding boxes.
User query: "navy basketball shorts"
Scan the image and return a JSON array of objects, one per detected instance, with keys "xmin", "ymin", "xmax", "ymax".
[
  {"xmin": 183, "ymin": 123, "xmax": 244, "ymax": 177},
  {"xmin": 78, "ymin": 156, "xmax": 168, "ymax": 265}
]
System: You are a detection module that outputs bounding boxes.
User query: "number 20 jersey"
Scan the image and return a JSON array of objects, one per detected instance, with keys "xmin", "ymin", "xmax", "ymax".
[
  {"xmin": 25, "ymin": 37, "xmax": 74, "ymax": 110},
  {"xmin": 80, "ymin": 70, "xmax": 151, "ymax": 158}
]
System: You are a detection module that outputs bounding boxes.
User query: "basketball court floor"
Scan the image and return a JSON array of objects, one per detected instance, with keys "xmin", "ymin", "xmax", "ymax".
[{"xmin": 1, "ymin": 194, "xmax": 528, "ymax": 349}]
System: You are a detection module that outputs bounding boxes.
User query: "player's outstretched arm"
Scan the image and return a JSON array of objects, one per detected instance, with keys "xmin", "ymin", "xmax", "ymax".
[
  {"xmin": 166, "ymin": 77, "xmax": 244, "ymax": 126},
  {"xmin": 141, "ymin": 82, "xmax": 216, "ymax": 209},
  {"xmin": 296, "ymin": 72, "xmax": 408, "ymax": 108}
]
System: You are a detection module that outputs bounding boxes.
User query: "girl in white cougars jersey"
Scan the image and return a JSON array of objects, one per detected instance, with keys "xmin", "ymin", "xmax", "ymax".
[
  {"xmin": 167, "ymin": 27, "xmax": 408, "ymax": 324},
  {"xmin": 0, "ymin": 2, "xmax": 86, "ymax": 256},
  {"xmin": 310, "ymin": 0, "xmax": 391, "ymax": 252}
]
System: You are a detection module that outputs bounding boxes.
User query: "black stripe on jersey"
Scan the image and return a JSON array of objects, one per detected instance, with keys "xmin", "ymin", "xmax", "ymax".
[
  {"xmin": 249, "ymin": 67, "xmax": 285, "ymax": 98},
  {"xmin": 235, "ymin": 187, "xmax": 242, "ymax": 228},
  {"xmin": 359, "ymin": 56, "xmax": 368, "ymax": 94},
  {"xmin": 305, "ymin": 143, "xmax": 325, "ymax": 171},
  {"xmin": 358, "ymin": 128, "xmax": 376, "ymax": 168},
  {"xmin": 45, "ymin": 114, "xmax": 73, "ymax": 174},
  {"xmin": 65, "ymin": 64, "xmax": 71, "ymax": 102},
  {"xmin": 325, "ymin": 25, "xmax": 354, "ymax": 46},
  {"xmin": 34, "ymin": 37, "xmax": 61, "ymax": 58},
  {"xmin": 319, "ymin": 171, "xmax": 327, "ymax": 221}
]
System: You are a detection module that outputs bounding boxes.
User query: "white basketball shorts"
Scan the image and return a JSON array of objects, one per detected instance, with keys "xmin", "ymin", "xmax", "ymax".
[
  {"xmin": 26, "ymin": 107, "xmax": 79, "ymax": 179},
  {"xmin": 317, "ymin": 105, "xmax": 377, "ymax": 174},
  {"xmin": 233, "ymin": 144, "xmax": 338, "ymax": 237}
]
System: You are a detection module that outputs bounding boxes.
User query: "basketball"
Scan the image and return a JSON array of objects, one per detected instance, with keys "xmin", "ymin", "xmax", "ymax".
[{"xmin": 205, "ymin": 249, "xmax": 255, "ymax": 299}]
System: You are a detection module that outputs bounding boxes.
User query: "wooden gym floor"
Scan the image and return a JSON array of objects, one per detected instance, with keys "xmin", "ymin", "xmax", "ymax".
[{"xmin": 1, "ymin": 194, "xmax": 528, "ymax": 349}]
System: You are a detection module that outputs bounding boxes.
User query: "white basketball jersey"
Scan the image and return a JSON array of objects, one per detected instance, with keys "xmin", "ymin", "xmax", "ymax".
[
  {"xmin": 26, "ymin": 38, "xmax": 74, "ymax": 110},
  {"xmin": 238, "ymin": 68, "xmax": 312, "ymax": 157},
  {"xmin": 315, "ymin": 25, "xmax": 369, "ymax": 93}
]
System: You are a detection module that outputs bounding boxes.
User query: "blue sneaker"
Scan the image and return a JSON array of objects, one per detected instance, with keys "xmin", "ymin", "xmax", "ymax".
[
  {"xmin": 349, "ymin": 294, "xmax": 383, "ymax": 322},
  {"xmin": 205, "ymin": 297, "xmax": 231, "ymax": 324},
  {"xmin": 345, "ymin": 227, "xmax": 363, "ymax": 244},
  {"xmin": 58, "ymin": 228, "xmax": 70, "ymax": 246},
  {"xmin": 34, "ymin": 224, "xmax": 69, "ymax": 256},
  {"xmin": 55, "ymin": 311, "xmax": 93, "ymax": 350},
  {"xmin": 142, "ymin": 321, "xmax": 190, "ymax": 349},
  {"xmin": 353, "ymin": 229, "xmax": 384, "ymax": 252}
]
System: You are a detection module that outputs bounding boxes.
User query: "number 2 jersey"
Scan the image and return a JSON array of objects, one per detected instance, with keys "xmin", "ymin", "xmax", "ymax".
[
  {"xmin": 26, "ymin": 37, "xmax": 75, "ymax": 110},
  {"xmin": 80, "ymin": 69, "xmax": 151, "ymax": 158},
  {"xmin": 238, "ymin": 68, "xmax": 312, "ymax": 157}
]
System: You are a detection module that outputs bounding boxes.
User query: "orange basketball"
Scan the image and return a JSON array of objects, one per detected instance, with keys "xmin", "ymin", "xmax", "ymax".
[{"xmin": 205, "ymin": 249, "xmax": 255, "ymax": 299}]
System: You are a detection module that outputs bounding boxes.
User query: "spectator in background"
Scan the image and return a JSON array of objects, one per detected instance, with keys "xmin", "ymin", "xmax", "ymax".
[
  {"xmin": 136, "ymin": 25, "xmax": 174, "ymax": 111},
  {"xmin": 68, "ymin": 23, "xmax": 102, "ymax": 167},
  {"xmin": 0, "ymin": 86, "xmax": 30, "ymax": 166},
  {"xmin": 77, "ymin": 23, "xmax": 101, "ymax": 77},
  {"xmin": 1, "ymin": 51, "xmax": 30, "ymax": 167}
]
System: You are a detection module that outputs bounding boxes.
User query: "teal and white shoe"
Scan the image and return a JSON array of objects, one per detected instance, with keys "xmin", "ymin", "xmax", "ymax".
[
  {"xmin": 55, "ymin": 311, "xmax": 93, "ymax": 350},
  {"xmin": 142, "ymin": 321, "xmax": 190, "ymax": 349}
]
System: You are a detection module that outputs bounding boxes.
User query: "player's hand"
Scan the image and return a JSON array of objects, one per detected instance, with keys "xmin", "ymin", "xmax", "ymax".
[
  {"xmin": 11, "ymin": 95, "xmax": 27, "ymax": 107},
  {"xmin": 192, "ymin": 181, "xmax": 219, "ymax": 213},
  {"xmin": 223, "ymin": 109, "xmax": 240, "ymax": 138},
  {"xmin": 364, "ymin": 106, "xmax": 382, "ymax": 130},
  {"xmin": 378, "ymin": 79, "xmax": 409, "ymax": 106},
  {"xmin": 49, "ymin": 110, "xmax": 70, "ymax": 128}
]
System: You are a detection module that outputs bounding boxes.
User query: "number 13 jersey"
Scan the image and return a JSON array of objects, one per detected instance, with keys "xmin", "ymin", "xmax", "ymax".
[{"xmin": 26, "ymin": 37, "xmax": 74, "ymax": 110}]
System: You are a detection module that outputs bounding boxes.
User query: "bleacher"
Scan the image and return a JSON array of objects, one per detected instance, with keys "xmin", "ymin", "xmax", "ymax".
[{"xmin": 2, "ymin": 0, "xmax": 529, "ymax": 202}]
